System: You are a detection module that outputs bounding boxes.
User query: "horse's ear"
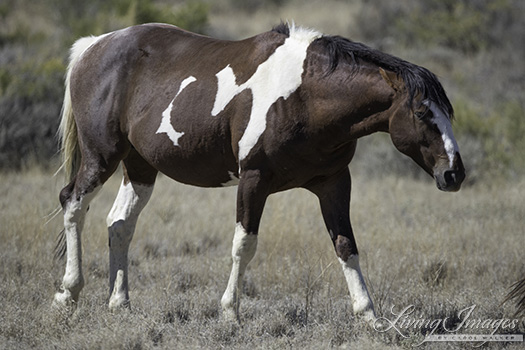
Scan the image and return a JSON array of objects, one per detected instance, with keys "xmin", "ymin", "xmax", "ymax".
[{"xmin": 379, "ymin": 68, "xmax": 402, "ymax": 92}]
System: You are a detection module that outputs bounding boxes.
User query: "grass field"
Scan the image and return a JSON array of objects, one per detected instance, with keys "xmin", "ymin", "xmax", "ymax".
[
  {"xmin": 1, "ymin": 0, "xmax": 524, "ymax": 348},
  {"xmin": 1, "ymin": 151, "xmax": 524, "ymax": 349}
]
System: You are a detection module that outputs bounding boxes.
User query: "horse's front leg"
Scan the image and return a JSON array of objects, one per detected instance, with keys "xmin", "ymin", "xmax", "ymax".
[
  {"xmin": 307, "ymin": 168, "xmax": 376, "ymax": 321},
  {"xmin": 221, "ymin": 169, "xmax": 269, "ymax": 322}
]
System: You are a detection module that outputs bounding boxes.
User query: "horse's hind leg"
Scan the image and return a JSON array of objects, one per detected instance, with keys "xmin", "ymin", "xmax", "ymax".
[
  {"xmin": 54, "ymin": 157, "xmax": 121, "ymax": 309},
  {"xmin": 107, "ymin": 149, "xmax": 157, "ymax": 309}
]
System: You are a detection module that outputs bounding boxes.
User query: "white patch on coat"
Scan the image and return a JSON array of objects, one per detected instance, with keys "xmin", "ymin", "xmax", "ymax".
[
  {"xmin": 106, "ymin": 180, "xmax": 154, "ymax": 227},
  {"xmin": 212, "ymin": 26, "xmax": 322, "ymax": 161},
  {"xmin": 338, "ymin": 255, "xmax": 376, "ymax": 320},
  {"xmin": 157, "ymin": 76, "xmax": 197, "ymax": 146},
  {"xmin": 221, "ymin": 171, "xmax": 240, "ymax": 187},
  {"xmin": 424, "ymin": 100, "xmax": 460, "ymax": 167}
]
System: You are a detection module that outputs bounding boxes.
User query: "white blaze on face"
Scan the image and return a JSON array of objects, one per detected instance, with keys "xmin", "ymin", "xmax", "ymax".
[
  {"xmin": 424, "ymin": 101, "xmax": 460, "ymax": 167},
  {"xmin": 157, "ymin": 76, "xmax": 197, "ymax": 146},
  {"xmin": 212, "ymin": 26, "xmax": 322, "ymax": 161}
]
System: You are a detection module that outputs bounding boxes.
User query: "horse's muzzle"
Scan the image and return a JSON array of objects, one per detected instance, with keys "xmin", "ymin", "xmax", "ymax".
[{"xmin": 434, "ymin": 153, "xmax": 465, "ymax": 192}]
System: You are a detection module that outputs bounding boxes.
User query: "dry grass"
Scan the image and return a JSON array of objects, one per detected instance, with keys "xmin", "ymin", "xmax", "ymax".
[
  {"xmin": 1, "ymin": 0, "xmax": 523, "ymax": 348},
  {"xmin": 0, "ymin": 159, "xmax": 524, "ymax": 349}
]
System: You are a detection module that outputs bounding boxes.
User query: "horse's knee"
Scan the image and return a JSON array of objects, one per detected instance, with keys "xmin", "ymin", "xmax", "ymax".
[
  {"xmin": 335, "ymin": 235, "xmax": 358, "ymax": 262},
  {"xmin": 231, "ymin": 223, "xmax": 258, "ymax": 261}
]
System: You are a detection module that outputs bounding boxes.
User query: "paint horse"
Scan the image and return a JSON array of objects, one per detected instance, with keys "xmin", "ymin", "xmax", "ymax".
[{"xmin": 54, "ymin": 23, "xmax": 465, "ymax": 321}]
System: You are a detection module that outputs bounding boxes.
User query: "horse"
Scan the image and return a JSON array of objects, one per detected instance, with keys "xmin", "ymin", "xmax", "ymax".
[{"xmin": 54, "ymin": 22, "xmax": 465, "ymax": 321}]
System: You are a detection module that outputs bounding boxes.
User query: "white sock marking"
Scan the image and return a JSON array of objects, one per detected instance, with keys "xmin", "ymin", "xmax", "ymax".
[
  {"xmin": 58, "ymin": 187, "xmax": 101, "ymax": 303},
  {"xmin": 338, "ymin": 255, "xmax": 375, "ymax": 318},
  {"xmin": 221, "ymin": 223, "xmax": 258, "ymax": 319},
  {"xmin": 157, "ymin": 76, "xmax": 197, "ymax": 146},
  {"xmin": 212, "ymin": 26, "xmax": 321, "ymax": 161},
  {"xmin": 424, "ymin": 101, "xmax": 460, "ymax": 167},
  {"xmin": 107, "ymin": 180, "xmax": 154, "ymax": 308}
]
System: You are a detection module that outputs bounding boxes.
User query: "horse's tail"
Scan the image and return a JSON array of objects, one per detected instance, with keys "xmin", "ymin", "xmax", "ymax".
[
  {"xmin": 57, "ymin": 36, "xmax": 99, "ymax": 183},
  {"xmin": 55, "ymin": 36, "xmax": 100, "ymax": 261}
]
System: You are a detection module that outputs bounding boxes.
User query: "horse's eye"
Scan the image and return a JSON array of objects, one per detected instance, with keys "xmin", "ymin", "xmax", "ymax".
[{"xmin": 415, "ymin": 111, "xmax": 426, "ymax": 119}]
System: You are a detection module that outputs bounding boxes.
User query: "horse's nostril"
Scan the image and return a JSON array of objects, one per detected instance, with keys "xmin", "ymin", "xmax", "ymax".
[{"xmin": 444, "ymin": 170, "xmax": 457, "ymax": 185}]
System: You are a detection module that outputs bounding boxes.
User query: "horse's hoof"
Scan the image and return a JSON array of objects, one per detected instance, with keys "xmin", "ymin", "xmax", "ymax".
[
  {"xmin": 108, "ymin": 296, "xmax": 130, "ymax": 310},
  {"xmin": 353, "ymin": 308, "xmax": 377, "ymax": 325},
  {"xmin": 52, "ymin": 291, "xmax": 77, "ymax": 316},
  {"xmin": 361, "ymin": 309, "xmax": 377, "ymax": 324},
  {"xmin": 221, "ymin": 308, "xmax": 240, "ymax": 324},
  {"xmin": 54, "ymin": 290, "xmax": 72, "ymax": 306}
]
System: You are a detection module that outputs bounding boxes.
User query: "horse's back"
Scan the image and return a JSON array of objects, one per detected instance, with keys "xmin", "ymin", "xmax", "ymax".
[{"xmin": 68, "ymin": 24, "xmax": 288, "ymax": 187}]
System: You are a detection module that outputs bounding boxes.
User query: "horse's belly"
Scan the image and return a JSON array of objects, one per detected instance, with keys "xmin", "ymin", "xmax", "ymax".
[
  {"xmin": 135, "ymin": 129, "xmax": 239, "ymax": 188},
  {"xmin": 158, "ymin": 154, "xmax": 239, "ymax": 188}
]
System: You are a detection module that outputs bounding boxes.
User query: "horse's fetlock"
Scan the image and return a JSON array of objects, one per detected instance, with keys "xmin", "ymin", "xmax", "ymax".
[
  {"xmin": 53, "ymin": 289, "xmax": 78, "ymax": 311},
  {"xmin": 109, "ymin": 293, "xmax": 130, "ymax": 309},
  {"xmin": 62, "ymin": 275, "xmax": 84, "ymax": 297}
]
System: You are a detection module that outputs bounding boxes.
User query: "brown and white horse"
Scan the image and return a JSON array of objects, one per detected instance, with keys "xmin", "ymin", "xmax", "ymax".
[{"xmin": 54, "ymin": 23, "xmax": 465, "ymax": 321}]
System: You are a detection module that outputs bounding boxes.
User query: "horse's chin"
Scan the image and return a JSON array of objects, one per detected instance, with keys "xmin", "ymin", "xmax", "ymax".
[{"xmin": 436, "ymin": 180, "xmax": 461, "ymax": 192}]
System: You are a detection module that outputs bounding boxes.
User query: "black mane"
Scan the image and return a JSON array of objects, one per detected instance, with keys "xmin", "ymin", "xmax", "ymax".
[
  {"xmin": 270, "ymin": 24, "xmax": 452, "ymax": 118},
  {"xmin": 272, "ymin": 22, "xmax": 290, "ymax": 36},
  {"xmin": 316, "ymin": 35, "xmax": 454, "ymax": 119}
]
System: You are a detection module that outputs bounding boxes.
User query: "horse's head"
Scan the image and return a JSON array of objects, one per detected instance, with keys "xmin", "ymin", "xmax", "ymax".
[{"xmin": 380, "ymin": 68, "xmax": 465, "ymax": 192}]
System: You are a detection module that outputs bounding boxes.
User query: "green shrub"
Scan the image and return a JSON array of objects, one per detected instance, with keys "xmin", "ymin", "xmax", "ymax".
[
  {"xmin": 396, "ymin": 0, "xmax": 489, "ymax": 53},
  {"xmin": 357, "ymin": 0, "xmax": 518, "ymax": 54},
  {"xmin": 121, "ymin": 0, "xmax": 210, "ymax": 34},
  {"xmin": 452, "ymin": 97, "xmax": 525, "ymax": 180},
  {"xmin": 499, "ymin": 101, "xmax": 525, "ymax": 177},
  {"xmin": 171, "ymin": 1, "xmax": 210, "ymax": 34},
  {"xmin": 230, "ymin": 0, "xmax": 290, "ymax": 13},
  {"xmin": 0, "ymin": 0, "xmax": 211, "ymax": 170}
]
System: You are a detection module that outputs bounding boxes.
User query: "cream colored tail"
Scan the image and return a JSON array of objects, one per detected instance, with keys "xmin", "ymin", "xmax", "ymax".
[{"xmin": 57, "ymin": 36, "xmax": 100, "ymax": 182}]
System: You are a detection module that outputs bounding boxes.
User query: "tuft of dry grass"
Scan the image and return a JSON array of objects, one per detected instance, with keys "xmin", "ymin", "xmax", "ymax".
[{"xmin": 0, "ymin": 165, "xmax": 524, "ymax": 349}]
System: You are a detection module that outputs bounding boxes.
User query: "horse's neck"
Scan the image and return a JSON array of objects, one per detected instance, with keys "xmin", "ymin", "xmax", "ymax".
[
  {"xmin": 304, "ymin": 68, "xmax": 396, "ymax": 141},
  {"xmin": 347, "ymin": 108, "xmax": 391, "ymax": 139}
]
